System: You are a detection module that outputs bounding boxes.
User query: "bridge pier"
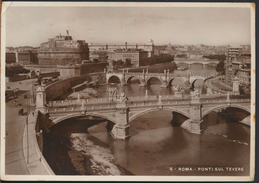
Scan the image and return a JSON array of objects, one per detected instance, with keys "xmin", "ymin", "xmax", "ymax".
[
  {"xmin": 139, "ymin": 80, "xmax": 147, "ymax": 87},
  {"xmin": 120, "ymin": 80, "xmax": 127, "ymax": 86},
  {"xmin": 35, "ymin": 85, "xmax": 47, "ymax": 113},
  {"xmin": 160, "ymin": 81, "xmax": 168, "ymax": 88},
  {"xmin": 180, "ymin": 119, "xmax": 203, "ymax": 134},
  {"xmin": 111, "ymin": 124, "xmax": 130, "ymax": 140},
  {"xmin": 181, "ymin": 98, "xmax": 203, "ymax": 134},
  {"xmin": 110, "ymin": 103, "xmax": 130, "ymax": 139}
]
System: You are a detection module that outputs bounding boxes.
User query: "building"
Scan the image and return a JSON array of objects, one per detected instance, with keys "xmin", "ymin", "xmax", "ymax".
[
  {"xmin": 237, "ymin": 67, "xmax": 251, "ymax": 86},
  {"xmin": 17, "ymin": 50, "xmax": 38, "ymax": 65},
  {"xmin": 6, "ymin": 52, "xmax": 16, "ymax": 64},
  {"xmin": 225, "ymin": 45, "xmax": 251, "ymax": 87},
  {"xmin": 154, "ymin": 45, "xmax": 166, "ymax": 56},
  {"xmin": 154, "ymin": 43, "xmax": 177, "ymax": 56},
  {"xmin": 37, "ymin": 33, "xmax": 89, "ymax": 65},
  {"xmin": 6, "ymin": 47, "xmax": 38, "ymax": 64},
  {"xmin": 107, "ymin": 49, "xmax": 149, "ymax": 67},
  {"xmin": 237, "ymin": 45, "xmax": 251, "ymax": 87},
  {"xmin": 188, "ymin": 51, "xmax": 204, "ymax": 59},
  {"xmin": 89, "ymin": 42, "xmax": 154, "ymax": 61},
  {"xmin": 89, "ymin": 50, "xmax": 108, "ymax": 62},
  {"xmin": 225, "ymin": 45, "xmax": 242, "ymax": 85}
]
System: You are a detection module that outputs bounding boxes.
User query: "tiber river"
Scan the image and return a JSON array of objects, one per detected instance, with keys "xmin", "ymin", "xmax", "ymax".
[{"xmin": 43, "ymin": 68, "xmax": 250, "ymax": 176}]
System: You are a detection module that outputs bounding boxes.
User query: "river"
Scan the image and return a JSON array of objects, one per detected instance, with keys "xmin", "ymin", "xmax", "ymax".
[{"xmin": 43, "ymin": 68, "xmax": 250, "ymax": 176}]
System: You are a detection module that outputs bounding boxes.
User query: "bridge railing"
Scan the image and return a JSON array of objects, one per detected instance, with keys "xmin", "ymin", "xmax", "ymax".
[
  {"xmin": 47, "ymin": 104, "xmax": 117, "ymax": 113},
  {"xmin": 109, "ymin": 71, "xmax": 215, "ymax": 78},
  {"xmin": 47, "ymin": 98, "xmax": 250, "ymax": 113},
  {"xmin": 47, "ymin": 98, "xmax": 250, "ymax": 115},
  {"xmin": 49, "ymin": 93, "xmax": 247, "ymax": 104},
  {"xmin": 48, "ymin": 94, "xmax": 250, "ymax": 109},
  {"xmin": 201, "ymin": 98, "xmax": 250, "ymax": 103}
]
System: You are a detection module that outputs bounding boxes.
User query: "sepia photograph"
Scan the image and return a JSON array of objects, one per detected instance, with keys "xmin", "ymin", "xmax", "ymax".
[{"xmin": 1, "ymin": 2, "xmax": 255, "ymax": 181}]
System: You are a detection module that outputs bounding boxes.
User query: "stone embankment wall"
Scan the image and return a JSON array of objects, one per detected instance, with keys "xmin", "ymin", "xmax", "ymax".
[
  {"xmin": 40, "ymin": 72, "xmax": 60, "ymax": 78},
  {"xmin": 6, "ymin": 75, "xmax": 27, "ymax": 82},
  {"xmin": 24, "ymin": 64, "xmax": 58, "ymax": 73},
  {"xmin": 23, "ymin": 110, "xmax": 55, "ymax": 175},
  {"xmin": 24, "ymin": 63, "xmax": 107, "ymax": 77},
  {"xmin": 45, "ymin": 73, "xmax": 104, "ymax": 101}
]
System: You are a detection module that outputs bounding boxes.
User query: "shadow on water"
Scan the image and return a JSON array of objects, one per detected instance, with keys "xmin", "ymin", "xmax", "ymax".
[
  {"xmin": 43, "ymin": 117, "xmax": 134, "ymax": 175},
  {"xmin": 170, "ymin": 111, "xmax": 189, "ymax": 127},
  {"xmin": 202, "ymin": 110, "xmax": 250, "ymax": 143},
  {"xmin": 43, "ymin": 131, "xmax": 79, "ymax": 175}
]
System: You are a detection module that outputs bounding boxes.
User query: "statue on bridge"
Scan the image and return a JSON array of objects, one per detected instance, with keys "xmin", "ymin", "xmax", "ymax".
[
  {"xmin": 173, "ymin": 85, "xmax": 183, "ymax": 92},
  {"xmin": 191, "ymin": 89, "xmax": 201, "ymax": 99},
  {"xmin": 173, "ymin": 85, "xmax": 183, "ymax": 97},
  {"xmin": 108, "ymin": 86, "xmax": 118, "ymax": 101},
  {"xmin": 117, "ymin": 92, "xmax": 128, "ymax": 103}
]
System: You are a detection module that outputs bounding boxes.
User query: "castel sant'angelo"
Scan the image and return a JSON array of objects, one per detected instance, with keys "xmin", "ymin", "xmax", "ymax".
[{"xmin": 37, "ymin": 32, "xmax": 89, "ymax": 65}]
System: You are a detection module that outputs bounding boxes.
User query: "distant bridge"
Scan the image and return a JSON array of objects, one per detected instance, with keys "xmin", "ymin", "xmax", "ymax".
[
  {"xmin": 106, "ymin": 70, "xmax": 216, "ymax": 87},
  {"xmin": 174, "ymin": 60, "xmax": 219, "ymax": 68}
]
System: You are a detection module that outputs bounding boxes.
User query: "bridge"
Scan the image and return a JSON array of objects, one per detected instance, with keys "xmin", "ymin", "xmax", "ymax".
[
  {"xmin": 106, "ymin": 70, "xmax": 216, "ymax": 87},
  {"xmin": 174, "ymin": 59, "xmax": 219, "ymax": 68},
  {"xmin": 35, "ymin": 85, "xmax": 250, "ymax": 140}
]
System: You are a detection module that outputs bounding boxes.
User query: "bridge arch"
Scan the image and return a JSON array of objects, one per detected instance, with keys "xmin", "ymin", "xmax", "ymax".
[
  {"xmin": 146, "ymin": 77, "xmax": 162, "ymax": 85},
  {"xmin": 107, "ymin": 75, "xmax": 121, "ymax": 84},
  {"xmin": 202, "ymin": 104, "xmax": 250, "ymax": 118},
  {"xmin": 205, "ymin": 62, "xmax": 217, "ymax": 66},
  {"xmin": 126, "ymin": 76, "xmax": 141, "ymax": 84},
  {"xmin": 190, "ymin": 78, "xmax": 205, "ymax": 88},
  {"xmin": 129, "ymin": 107, "xmax": 190, "ymax": 123},
  {"xmin": 49, "ymin": 112, "xmax": 117, "ymax": 128},
  {"xmin": 168, "ymin": 77, "xmax": 185, "ymax": 86}
]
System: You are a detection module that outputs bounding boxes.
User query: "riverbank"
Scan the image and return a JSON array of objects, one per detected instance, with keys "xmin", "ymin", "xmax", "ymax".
[{"xmin": 43, "ymin": 118, "xmax": 133, "ymax": 175}]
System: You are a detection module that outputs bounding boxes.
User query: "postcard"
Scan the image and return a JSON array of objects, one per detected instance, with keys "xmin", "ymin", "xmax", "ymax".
[{"xmin": 1, "ymin": 2, "xmax": 255, "ymax": 181}]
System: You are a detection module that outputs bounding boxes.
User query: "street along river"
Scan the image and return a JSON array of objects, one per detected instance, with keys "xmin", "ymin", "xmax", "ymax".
[{"xmin": 43, "ymin": 71, "xmax": 250, "ymax": 176}]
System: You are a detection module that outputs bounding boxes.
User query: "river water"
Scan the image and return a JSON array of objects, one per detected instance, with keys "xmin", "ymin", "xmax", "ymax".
[{"xmin": 43, "ymin": 68, "xmax": 250, "ymax": 176}]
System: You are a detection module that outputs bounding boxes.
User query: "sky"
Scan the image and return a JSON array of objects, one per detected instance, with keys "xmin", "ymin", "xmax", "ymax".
[{"xmin": 5, "ymin": 4, "xmax": 252, "ymax": 47}]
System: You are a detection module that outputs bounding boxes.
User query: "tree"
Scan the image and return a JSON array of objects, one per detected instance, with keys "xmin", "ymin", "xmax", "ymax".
[
  {"xmin": 216, "ymin": 60, "xmax": 225, "ymax": 74},
  {"xmin": 171, "ymin": 61, "xmax": 177, "ymax": 70},
  {"xmin": 203, "ymin": 54, "xmax": 226, "ymax": 61},
  {"xmin": 125, "ymin": 59, "xmax": 132, "ymax": 66}
]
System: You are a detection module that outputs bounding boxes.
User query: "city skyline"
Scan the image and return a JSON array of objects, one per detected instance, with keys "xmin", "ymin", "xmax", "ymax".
[{"xmin": 5, "ymin": 3, "xmax": 252, "ymax": 47}]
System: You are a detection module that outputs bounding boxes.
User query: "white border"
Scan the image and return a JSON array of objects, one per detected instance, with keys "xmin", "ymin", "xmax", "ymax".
[{"xmin": 1, "ymin": 2, "xmax": 255, "ymax": 181}]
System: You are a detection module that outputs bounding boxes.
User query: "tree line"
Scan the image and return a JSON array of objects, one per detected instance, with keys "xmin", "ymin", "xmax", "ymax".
[
  {"xmin": 203, "ymin": 54, "xmax": 226, "ymax": 61},
  {"xmin": 140, "ymin": 54, "xmax": 175, "ymax": 66}
]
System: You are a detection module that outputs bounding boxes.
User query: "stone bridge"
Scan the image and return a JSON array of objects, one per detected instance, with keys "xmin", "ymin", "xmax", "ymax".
[
  {"xmin": 35, "ymin": 85, "xmax": 250, "ymax": 139},
  {"xmin": 174, "ymin": 60, "xmax": 219, "ymax": 68},
  {"xmin": 106, "ymin": 70, "xmax": 216, "ymax": 87}
]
